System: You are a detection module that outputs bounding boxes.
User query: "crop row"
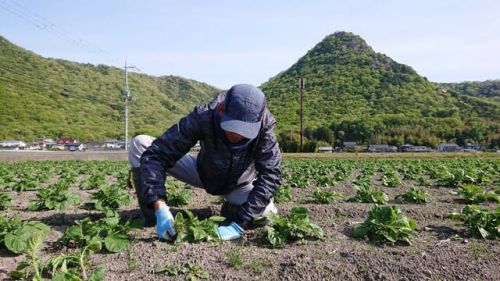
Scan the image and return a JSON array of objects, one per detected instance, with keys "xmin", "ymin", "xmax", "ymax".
[{"xmin": 0, "ymin": 159, "xmax": 498, "ymax": 280}]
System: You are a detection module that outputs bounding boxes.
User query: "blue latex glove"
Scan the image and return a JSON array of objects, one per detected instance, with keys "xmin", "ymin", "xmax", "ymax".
[
  {"xmin": 217, "ymin": 222, "xmax": 244, "ymax": 241},
  {"xmin": 155, "ymin": 206, "xmax": 176, "ymax": 241}
]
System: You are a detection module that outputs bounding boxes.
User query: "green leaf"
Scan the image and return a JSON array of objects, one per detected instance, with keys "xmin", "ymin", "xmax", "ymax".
[
  {"xmin": 208, "ymin": 216, "xmax": 226, "ymax": 222},
  {"xmin": 88, "ymin": 266, "xmax": 106, "ymax": 281},
  {"xmin": 104, "ymin": 233, "xmax": 129, "ymax": 252},
  {"xmin": 155, "ymin": 263, "xmax": 178, "ymax": 275},
  {"xmin": 5, "ymin": 232, "xmax": 28, "ymax": 254},
  {"xmin": 87, "ymin": 239, "xmax": 102, "ymax": 252},
  {"xmin": 52, "ymin": 270, "xmax": 83, "ymax": 281},
  {"xmin": 352, "ymin": 224, "xmax": 368, "ymax": 238},
  {"xmin": 28, "ymin": 230, "xmax": 46, "ymax": 252},
  {"xmin": 15, "ymin": 260, "xmax": 31, "ymax": 271},
  {"xmin": 197, "ymin": 270, "xmax": 209, "ymax": 279},
  {"xmin": 478, "ymin": 227, "xmax": 489, "ymax": 239},
  {"xmin": 9, "ymin": 270, "xmax": 25, "ymax": 279}
]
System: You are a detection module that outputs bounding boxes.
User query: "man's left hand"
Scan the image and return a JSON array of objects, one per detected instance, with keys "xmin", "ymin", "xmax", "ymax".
[{"xmin": 217, "ymin": 222, "xmax": 244, "ymax": 240}]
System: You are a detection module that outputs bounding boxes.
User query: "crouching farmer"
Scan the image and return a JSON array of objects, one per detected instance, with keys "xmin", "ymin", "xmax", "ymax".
[{"xmin": 128, "ymin": 84, "xmax": 282, "ymax": 241}]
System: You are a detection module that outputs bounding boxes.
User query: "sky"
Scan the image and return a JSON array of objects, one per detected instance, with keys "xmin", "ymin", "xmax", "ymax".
[{"xmin": 0, "ymin": 0, "xmax": 499, "ymax": 89}]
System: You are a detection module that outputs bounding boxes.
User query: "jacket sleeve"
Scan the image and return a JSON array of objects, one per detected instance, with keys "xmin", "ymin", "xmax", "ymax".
[
  {"xmin": 140, "ymin": 109, "xmax": 202, "ymax": 206},
  {"xmin": 236, "ymin": 123, "xmax": 282, "ymax": 228}
]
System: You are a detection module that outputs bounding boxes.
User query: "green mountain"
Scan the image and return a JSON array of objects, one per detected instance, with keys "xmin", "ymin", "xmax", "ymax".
[
  {"xmin": 1, "ymin": 33, "xmax": 499, "ymax": 148},
  {"xmin": 261, "ymin": 32, "xmax": 499, "ymax": 149},
  {"xmin": 0, "ymin": 36, "xmax": 219, "ymax": 141}
]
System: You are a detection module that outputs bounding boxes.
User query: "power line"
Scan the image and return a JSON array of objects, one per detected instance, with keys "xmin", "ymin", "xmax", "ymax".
[
  {"xmin": 0, "ymin": 0, "xmax": 122, "ymax": 66},
  {"xmin": 0, "ymin": 0, "xmax": 144, "ymax": 143}
]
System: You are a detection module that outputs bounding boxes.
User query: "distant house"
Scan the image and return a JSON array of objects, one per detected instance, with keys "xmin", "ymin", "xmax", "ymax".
[
  {"xmin": 368, "ymin": 144, "xmax": 397, "ymax": 153},
  {"xmin": 437, "ymin": 143, "xmax": 461, "ymax": 152},
  {"xmin": 342, "ymin": 141, "xmax": 357, "ymax": 151},
  {"xmin": 26, "ymin": 139, "xmax": 55, "ymax": 150},
  {"xmin": 65, "ymin": 142, "xmax": 84, "ymax": 152},
  {"xmin": 57, "ymin": 138, "xmax": 79, "ymax": 145},
  {"xmin": 318, "ymin": 146, "xmax": 333, "ymax": 153},
  {"xmin": 463, "ymin": 143, "xmax": 482, "ymax": 151},
  {"xmin": 0, "ymin": 140, "xmax": 26, "ymax": 150},
  {"xmin": 26, "ymin": 142, "xmax": 42, "ymax": 150},
  {"xmin": 399, "ymin": 144, "xmax": 432, "ymax": 152}
]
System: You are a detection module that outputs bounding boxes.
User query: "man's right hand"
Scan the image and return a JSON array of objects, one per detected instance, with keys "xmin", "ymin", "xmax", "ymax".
[{"xmin": 154, "ymin": 201, "xmax": 176, "ymax": 241}]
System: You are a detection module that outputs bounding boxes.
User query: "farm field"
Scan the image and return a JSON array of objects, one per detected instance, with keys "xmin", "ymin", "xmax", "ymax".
[{"xmin": 0, "ymin": 157, "xmax": 499, "ymax": 281}]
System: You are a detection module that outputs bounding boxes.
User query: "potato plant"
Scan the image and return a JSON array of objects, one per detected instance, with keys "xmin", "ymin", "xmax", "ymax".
[
  {"xmin": 450, "ymin": 185, "xmax": 499, "ymax": 204},
  {"xmin": 59, "ymin": 213, "xmax": 131, "ymax": 253},
  {"xmin": 9, "ymin": 229, "xmax": 47, "ymax": 280},
  {"xmin": 447, "ymin": 205, "xmax": 499, "ymax": 239},
  {"xmin": 308, "ymin": 187, "xmax": 343, "ymax": 204},
  {"xmin": 396, "ymin": 187, "xmax": 432, "ymax": 204},
  {"xmin": 79, "ymin": 173, "xmax": 106, "ymax": 190},
  {"xmin": 348, "ymin": 185, "xmax": 388, "ymax": 204},
  {"xmin": 381, "ymin": 169, "xmax": 402, "ymax": 187},
  {"xmin": 352, "ymin": 205, "xmax": 417, "ymax": 244},
  {"xmin": 0, "ymin": 191, "xmax": 12, "ymax": 209},
  {"xmin": 28, "ymin": 182, "xmax": 80, "ymax": 211},
  {"xmin": 0, "ymin": 215, "xmax": 50, "ymax": 254},
  {"xmin": 274, "ymin": 185, "xmax": 293, "ymax": 203},
  {"xmin": 166, "ymin": 183, "xmax": 192, "ymax": 207},
  {"xmin": 92, "ymin": 184, "xmax": 131, "ymax": 212},
  {"xmin": 49, "ymin": 240, "xmax": 106, "ymax": 281},
  {"xmin": 173, "ymin": 210, "xmax": 225, "ymax": 243},
  {"xmin": 264, "ymin": 206, "xmax": 324, "ymax": 247}
]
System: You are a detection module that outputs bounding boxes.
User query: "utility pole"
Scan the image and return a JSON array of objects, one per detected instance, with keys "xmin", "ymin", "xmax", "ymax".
[
  {"xmin": 123, "ymin": 61, "xmax": 139, "ymax": 151},
  {"xmin": 299, "ymin": 77, "xmax": 305, "ymax": 152}
]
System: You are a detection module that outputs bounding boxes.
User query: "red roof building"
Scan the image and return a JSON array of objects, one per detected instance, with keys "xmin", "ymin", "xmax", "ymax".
[{"xmin": 56, "ymin": 138, "xmax": 79, "ymax": 145}]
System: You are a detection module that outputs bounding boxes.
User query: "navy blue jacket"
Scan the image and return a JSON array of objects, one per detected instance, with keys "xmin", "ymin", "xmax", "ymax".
[{"xmin": 139, "ymin": 92, "xmax": 282, "ymax": 228}]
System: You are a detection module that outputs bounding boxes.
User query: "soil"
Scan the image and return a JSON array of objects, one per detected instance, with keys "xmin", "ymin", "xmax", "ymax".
[{"xmin": 0, "ymin": 159, "xmax": 499, "ymax": 281}]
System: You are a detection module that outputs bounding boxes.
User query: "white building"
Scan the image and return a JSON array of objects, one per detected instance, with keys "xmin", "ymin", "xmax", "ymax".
[
  {"xmin": 318, "ymin": 146, "xmax": 333, "ymax": 153},
  {"xmin": 0, "ymin": 140, "xmax": 26, "ymax": 150}
]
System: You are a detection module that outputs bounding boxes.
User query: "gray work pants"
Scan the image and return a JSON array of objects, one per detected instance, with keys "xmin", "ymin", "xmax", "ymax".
[{"xmin": 128, "ymin": 135, "xmax": 276, "ymax": 214}]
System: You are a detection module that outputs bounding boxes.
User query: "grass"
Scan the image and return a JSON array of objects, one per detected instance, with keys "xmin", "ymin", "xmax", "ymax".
[
  {"xmin": 471, "ymin": 241, "xmax": 492, "ymax": 260},
  {"xmin": 126, "ymin": 245, "xmax": 138, "ymax": 272},
  {"xmin": 248, "ymin": 258, "xmax": 270, "ymax": 274},
  {"xmin": 225, "ymin": 249, "xmax": 244, "ymax": 269}
]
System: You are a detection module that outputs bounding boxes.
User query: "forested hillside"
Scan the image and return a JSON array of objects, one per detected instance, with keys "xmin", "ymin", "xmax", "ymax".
[
  {"xmin": 261, "ymin": 32, "xmax": 499, "ymax": 149},
  {"xmin": 1, "ymin": 33, "xmax": 498, "ymax": 149},
  {"xmin": 0, "ymin": 36, "xmax": 219, "ymax": 141}
]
